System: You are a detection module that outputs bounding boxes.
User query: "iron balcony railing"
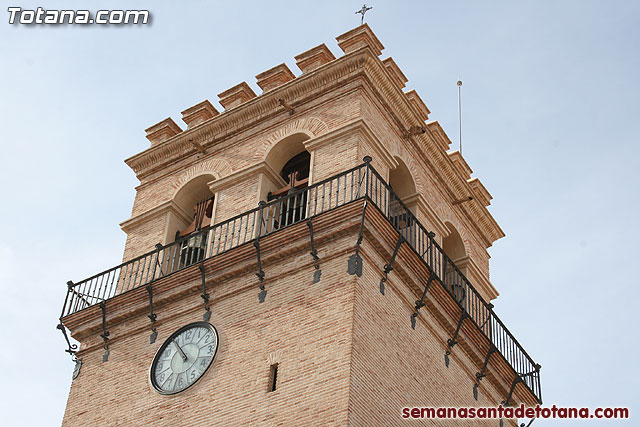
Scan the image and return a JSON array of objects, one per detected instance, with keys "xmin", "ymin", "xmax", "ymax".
[{"xmin": 60, "ymin": 160, "xmax": 541, "ymax": 403}]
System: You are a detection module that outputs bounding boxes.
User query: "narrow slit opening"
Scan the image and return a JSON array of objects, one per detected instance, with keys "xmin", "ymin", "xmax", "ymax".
[{"xmin": 268, "ymin": 363, "xmax": 278, "ymax": 392}]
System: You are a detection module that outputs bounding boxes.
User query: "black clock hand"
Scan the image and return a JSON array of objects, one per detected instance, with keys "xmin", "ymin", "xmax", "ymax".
[{"xmin": 173, "ymin": 340, "xmax": 188, "ymax": 362}]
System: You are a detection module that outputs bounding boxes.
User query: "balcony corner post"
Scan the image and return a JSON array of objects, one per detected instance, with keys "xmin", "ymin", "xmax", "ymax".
[{"xmin": 363, "ymin": 156, "xmax": 372, "ymax": 199}]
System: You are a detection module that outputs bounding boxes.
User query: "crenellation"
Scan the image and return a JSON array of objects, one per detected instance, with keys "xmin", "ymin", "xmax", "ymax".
[
  {"xmin": 181, "ymin": 100, "xmax": 219, "ymax": 129},
  {"xmin": 218, "ymin": 81, "xmax": 257, "ymax": 110},
  {"xmin": 426, "ymin": 121, "xmax": 452, "ymax": 151},
  {"xmin": 336, "ymin": 23, "xmax": 384, "ymax": 56},
  {"xmin": 294, "ymin": 44, "xmax": 336, "ymax": 73},
  {"xmin": 448, "ymin": 150, "xmax": 473, "ymax": 180},
  {"xmin": 468, "ymin": 177, "xmax": 493, "ymax": 207},
  {"xmin": 145, "ymin": 117, "xmax": 183, "ymax": 147},
  {"xmin": 255, "ymin": 63, "xmax": 296, "ymax": 93},
  {"xmin": 382, "ymin": 57, "xmax": 408, "ymax": 89},
  {"xmin": 405, "ymin": 89, "xmax": 431, "ymax": 121}
]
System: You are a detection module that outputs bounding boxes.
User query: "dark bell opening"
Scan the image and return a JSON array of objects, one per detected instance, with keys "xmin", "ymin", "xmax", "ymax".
[{"xmin": 280, "ymin": 151, "xmax": 310, "ymax": 183}]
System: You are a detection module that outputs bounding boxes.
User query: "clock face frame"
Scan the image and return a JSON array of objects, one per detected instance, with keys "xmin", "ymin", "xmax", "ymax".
[{"xmin": 149, "ymin": 322, "xmax": 219, "ymax": 395}]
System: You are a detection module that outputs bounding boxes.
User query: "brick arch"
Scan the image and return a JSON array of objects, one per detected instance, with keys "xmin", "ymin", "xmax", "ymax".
[
  {"xmin": 253, "ymin": 116, "xmax": 329, "ymax": 162},
  {"xmin": 169, "ymin": 158, "xmax": 233, "ymax": 196},
  {"xmin": 438, "ymin": 212, "xmax": 472, "ymax": 258},
  {"xmin": 402, "ymin": 156, "xmax": 425, "ymax": 196},
  {"xmin": 391, "ymin": 145, "xmax": 425, "ymax": 197}
]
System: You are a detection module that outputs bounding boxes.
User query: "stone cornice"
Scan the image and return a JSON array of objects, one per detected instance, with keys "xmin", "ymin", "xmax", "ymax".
[
  {"xmin": 425, "ymin": 121, "xmax": 452, "ymax": 151},
  {"xmin": 120, "ymin": 200, "xmax": 191, "ymax": 233},
  {"xmin": 304, "ymin": 119, "xmax": 398, "ymax": 171},
  {"xmin": 207, "ymin": 161, "xmax": 285, "ymax": 194},
  {"xmin": 468, "ymin": 177, "xmax": 492, "ymax": 207},
  {"xmin": 448, "ymin": 150, "xmax": 473, "ymax": 180}
]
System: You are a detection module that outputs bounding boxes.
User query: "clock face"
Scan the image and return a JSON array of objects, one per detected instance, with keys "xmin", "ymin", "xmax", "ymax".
[{"xmin": 150, "ymin": 322, "xmax": 219, "ymax": 395}]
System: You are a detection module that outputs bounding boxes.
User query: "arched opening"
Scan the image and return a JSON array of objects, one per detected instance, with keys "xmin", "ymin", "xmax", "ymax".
[
  {"xmin": 174, "ymin": 175, "xmax": 216, "ymax": 237},
  {"xmin": 388, "ymin": 158, "xmax": 418, "ymax": 234},
  {"xmin": 168, "ymin": 174, "xmax": 216, "ymax": 268},
  {"xmin": 443, "ymin": 223, "xmax": 466, "ymax": 263},
  {"xmin": 264, "ymin": 133, "xmax": 312, "ymax": 228},
  {"xmin": 389, "ymin": 159, "xmax": 417, "ymax": 201},
  {"xmin": 443, "ymin": 222, "xmax": 468, "ymax": 305},
  {"xmin": 264, "ymin": 133, "xmax": 311, "ymax": 181}
]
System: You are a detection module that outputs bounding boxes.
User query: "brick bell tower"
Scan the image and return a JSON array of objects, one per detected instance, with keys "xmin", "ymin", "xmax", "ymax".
[{"xmin": 58, "ymin": 25, "xmax": 542, "ymax": 426}]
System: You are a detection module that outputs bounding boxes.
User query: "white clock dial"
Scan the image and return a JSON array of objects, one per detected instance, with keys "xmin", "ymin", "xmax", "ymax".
[{"xmin": 150, "ymin": 322, "xmax": 219, "ymax": 394}]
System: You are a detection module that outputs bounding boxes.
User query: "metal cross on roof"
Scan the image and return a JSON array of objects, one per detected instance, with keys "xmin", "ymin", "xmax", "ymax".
[{"xmin": 355, "ymin": 4, "xmax": 373, "ymax": 25}]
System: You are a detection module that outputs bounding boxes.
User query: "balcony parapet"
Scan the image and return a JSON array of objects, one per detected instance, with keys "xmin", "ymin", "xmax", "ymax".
[{"xmin": 59, "ymin": 160, "xmax": 541, "ymax": 404}]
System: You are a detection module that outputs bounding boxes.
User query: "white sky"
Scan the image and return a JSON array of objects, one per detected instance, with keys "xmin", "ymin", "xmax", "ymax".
[{"xmin": 1, "ymin": 1, "xmax": 638, "ymax": 425}]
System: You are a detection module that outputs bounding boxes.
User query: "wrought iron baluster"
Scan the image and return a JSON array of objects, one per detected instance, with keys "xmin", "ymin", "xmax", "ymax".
[
  {"xmin": 124, "ymin": 260, "xmax": 134, "ymax": 291},
  {"xmin": 364, "ymin": 157, "xmax": 371, "ymax": 198},
  {"xmin": 155, "ymin": 246, "xmax": 166, "ymax": 279},
  {"xmin": 229, "ymin": 217, "xmax": 242, "ymax": 249},
  {"xmin": 165, "ymin": 245, "xmax": 174, "ymax": 275},
  {"xmin": 104, "ymin": 270, "xmax": 114, "ymax": 300},
  {"xmin": 79, "ymin": 279, "xmax": 91, "ymax": 313},
  {"xmin": 81, "ymin": 281, "xmax": 92, "ymax": 311},
  {"xmin": 165, "ymin": 243, "xmax": 175, "ymax": 274},
  {"xmin": 173, "ymin": 242, "xmax": 182, "ymax": 272},
  {"xmin": 295, "ymin": 192, "xmax": 301, "ymax": 223},
  {"xmin": 313, "ymin": 184, "xmax": 318, "ymax": 216},
  {"xmin": 69, "ymin": 282, "xmax": 79, "ymax": 314},
  {"xmin": 282, "ymin": 197, "xmax": 288, "ymax": 228},
  {"xmin": 131, "ymin": 258, "xmax": 141, "ymax": 289},
  {"xmin": 118, "ymin": 264, "xmax": 127, "ymax": 293},
  {"xmin": 97, "ymin": 270, "xmax": 108, "ymax": 302},
  {"xmin": 215, "ymin": 223, "xmax": 223, "ymax": 255},
  {"xmin": 293, "ymin": 192, "xmax": 299, "ymax": 224},
  {"xmin": 350, "ymin": 169, "xmax": 354, "ymax": 201},
  {"xmin": 236, "ymin": 215, "xmax": 243, "ymax": 247},
  {"xmin": 243, "ymin": 212, "xmax": 251, "ymax": 245},
  {"xmin": 139, "ymin": 255, "xmax": 150, "ymax": 286},
  {"xmin": 185, "ymin": 235, "xmax": 194, "ymax": 266},
  {"xmin": 82, "ymin": 278, "xmax": 94, "ymax": 310},
  {"xmin": 222, "ymin": 222, "xmax": 230, "ymax": 252}
]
